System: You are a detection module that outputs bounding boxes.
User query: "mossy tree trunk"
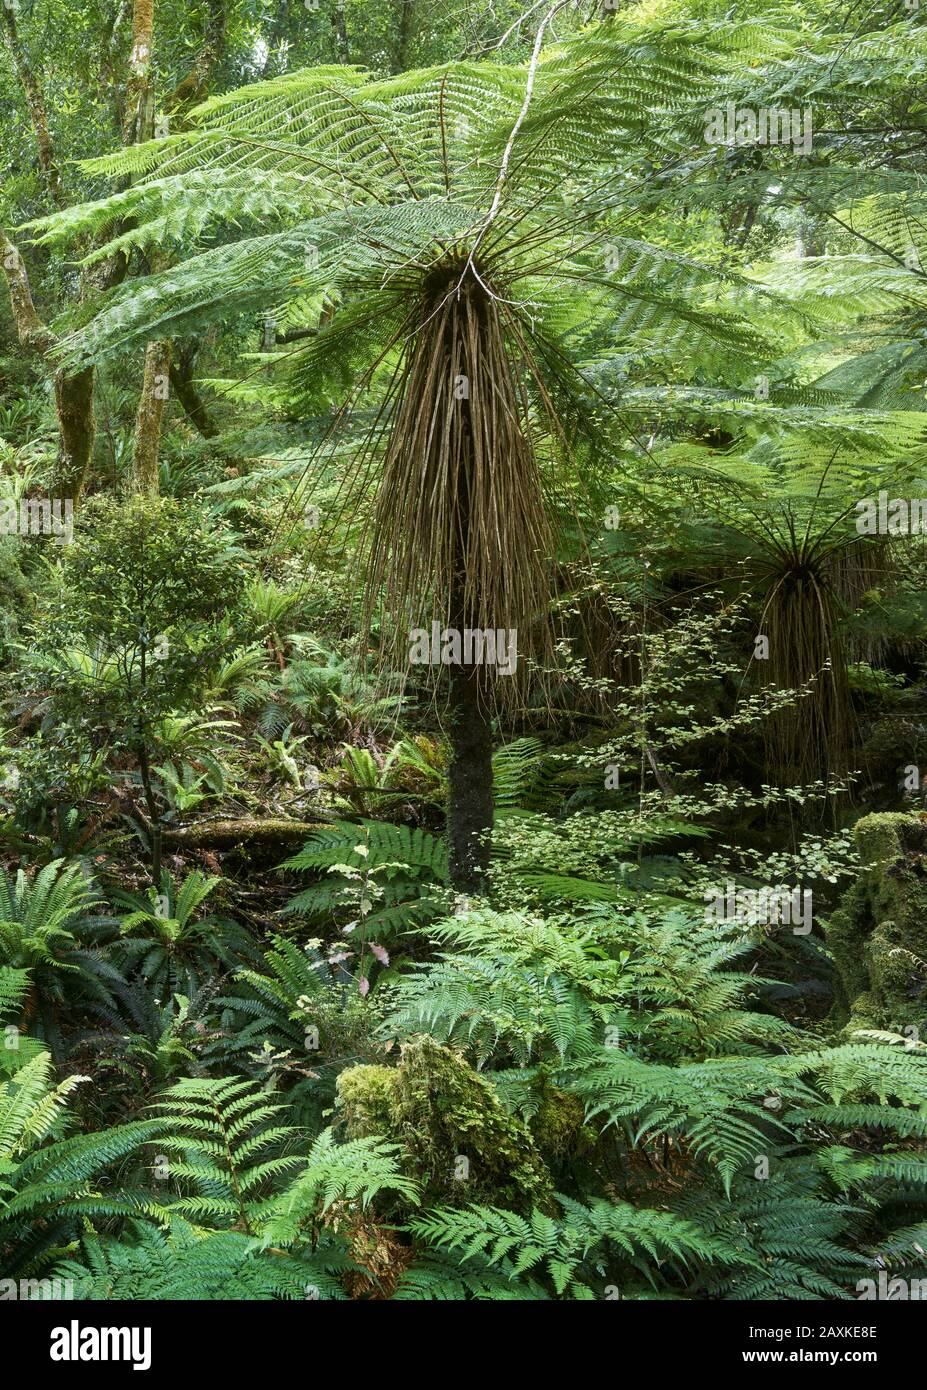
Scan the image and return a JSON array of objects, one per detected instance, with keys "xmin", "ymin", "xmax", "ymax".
[
  {"xmin": 0, "ymin": 0, "xmax": 65, "ymax": 208},
  {"xmin": 124, "ymin": 0, "xmax": 156, "ymax": 145},
  {"xmin": 169, "ymin": 341, "xmax": 219, "ymax": 437},
  {"xmin": 52, "ymin": 365, "xmax": 96, "ymax": 501},
  {"xmin": 0, "ymin": 233, "xmax": 96, "ymax": 502},
  {"xmin": 132, "ymin": 339, "xmax": 172, "ymax": 494}
]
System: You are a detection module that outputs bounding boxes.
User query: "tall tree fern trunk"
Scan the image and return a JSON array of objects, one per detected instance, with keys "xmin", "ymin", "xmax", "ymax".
[
  {"xmin": 447, "ymin": 663, "xmax": 493, "ymax": 893},
  {"xmin": 366, "ymin": 266, "xmax": 551, "ymax": 893},
  {"xmin": 447, "ymin": 525, "xmax": 494, "ymax": 894},
  {"xmin": 445, "ymin": 340, "xmax": 494, "ymax": 896}
]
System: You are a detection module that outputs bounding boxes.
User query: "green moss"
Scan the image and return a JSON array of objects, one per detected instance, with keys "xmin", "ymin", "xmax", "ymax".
[
  {"xmin": 336, "ymin": 1064, "xmax": 399, "ymax": 1136},
  {"xmin": 336, "ymin": 1035, "xmax": 554, "ymax": 1213},
  {"xmin": 529, "ymin": 1086, "xmax": 595, "ymax": 1165},
  {"xmin": 826, "ymin": 813, "xmax": 927, "ymax": 1034}
]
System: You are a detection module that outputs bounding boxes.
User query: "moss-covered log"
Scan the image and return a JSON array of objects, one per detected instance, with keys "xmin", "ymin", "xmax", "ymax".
[{"xmin": 162, "ymin": 818, "xmax": 328, "ymax": 849}]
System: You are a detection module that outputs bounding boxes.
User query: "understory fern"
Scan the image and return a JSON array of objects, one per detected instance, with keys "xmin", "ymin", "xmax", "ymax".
[
  {"xmin": 406, "ymin": 1195, "xmax": 742, "ymax": 1300},
  {"xmin": 282, "ymin": 820, "xmax": 449, "ymax": 938}
]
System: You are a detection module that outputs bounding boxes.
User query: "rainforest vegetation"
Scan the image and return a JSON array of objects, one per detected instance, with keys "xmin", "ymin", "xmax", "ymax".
[{"xmin": 1, "ymin": 0, "xmax": 927, "ymax": 1303}]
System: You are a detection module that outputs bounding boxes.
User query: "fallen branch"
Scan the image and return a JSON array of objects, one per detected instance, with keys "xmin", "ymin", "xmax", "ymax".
[{"xmin": 162, "ymin": 818, "xmax": 328, "ymax": 849}]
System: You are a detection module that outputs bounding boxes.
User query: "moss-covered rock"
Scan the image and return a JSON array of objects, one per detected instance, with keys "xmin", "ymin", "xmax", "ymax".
[
  {"xmin": 336, "ymin": 1035, "xmax": 555, "ymax": 1213},
  {"xmin": 826, "ymin": 812, "xmax": 927, "ymax": 1034}
]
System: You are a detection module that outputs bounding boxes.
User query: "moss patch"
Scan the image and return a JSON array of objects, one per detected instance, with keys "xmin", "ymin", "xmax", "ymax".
[
  {"xmin": 336, "ymin": 1035, "xmax": 554, "ymax": 1213},
  {"xmin": 826, "ymin": 813, "xmax": 927, "ymax": 1034}
]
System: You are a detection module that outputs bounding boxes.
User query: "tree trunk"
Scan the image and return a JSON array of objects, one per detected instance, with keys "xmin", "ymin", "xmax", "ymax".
[
  {"xmin": 447, "ymin": 661, "xmax": 494, "ymax": 893},
  {"xmin": 165, "ymin": 0, "xmax": 227, "ymax": 115},
  {"xmin": 0, "ymin": 233, "xmax": 95, "ymax": 501},
  {"xmin": 169, "ymin": 342, "xmax": 219, "ymax": 437},
  {"xmin": 445, "ymin": 381, "xmax": 494, "ymax": 893},
  {"xmin": 0, "ymin": 16, "xmax": 97, "ymax": 499},
  {"xmin": 393, "ymin": 0, "xmax": 413, "ymax": 73},
  {"xmin": 52, "ymin": 365, "xmax": 96, "ymax": 501},
  {"xmin": 163, "ymin": 818, "xmax": 328, "ymax": 848},
  {"xmin": 137, "ymin": 741, "xmax": 163, "ymax": 887},
  {"xmin": 101, "ymin": 0, "xmax": 133, "ymax": 137},
  {"xmin": 126, "ymin": 1, "xmax": 179, "ymax": 491},
  {"xmin": 331, "ymin": 2, "xmax": 349, "ymax": 63},
  {"xmin": 124, "ymin": 0, "xmax": 156, "ymax": 145},
  {"xmin": 133, "ymin": 339, "xmax": 171, "ymax": 493},
  {"xmin": 0, "ymin": 3, "xmax": 65, "ymax": 207}
]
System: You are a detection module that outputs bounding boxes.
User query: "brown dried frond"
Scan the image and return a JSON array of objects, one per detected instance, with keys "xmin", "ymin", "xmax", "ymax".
[
  {"xmin": 361, "ymin": 258, "xmax": 556, "ymax": 708},
  {"xmin": 341, "ymin": 1212, "xmax": 413, "ymax": 1300},
  {"xmin": 759, "ymin": 559, "xmax": 852, "ymax": 787}
]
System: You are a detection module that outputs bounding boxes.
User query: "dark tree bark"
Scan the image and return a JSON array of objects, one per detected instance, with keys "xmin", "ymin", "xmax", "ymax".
[
  {"xmin": 447, "ymin": 662, "xmax": 494, "ymax": 893},
  {"xmin": 393, "ymin": 0, "xmax": 414, "ymax": 72},
  {"xmin": 331, "ymin": 1, "xmax": 349, "ymax": 63},
  {"xmin": 137, "ymin": 740, "xmax": 163, "ymax": 887},
  {"xmin": 169, "ymin": 342, "xmax": 219, "ymax": 437},
  {"xmin": 445, "ymin": 372, "xmax": 494, "ymax": 894}
]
